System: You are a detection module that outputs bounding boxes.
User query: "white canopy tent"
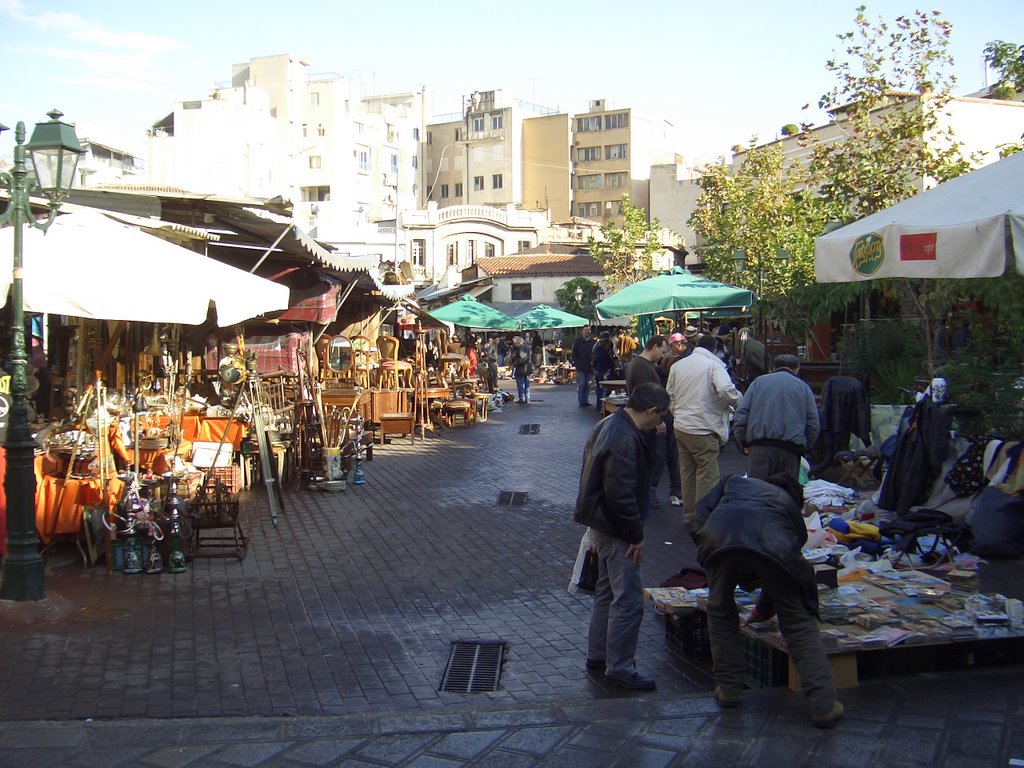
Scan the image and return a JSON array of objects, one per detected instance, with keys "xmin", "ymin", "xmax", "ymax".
[
  {"xmin": 815, "ymin": 151, "xmax": 1024, "ymax": 283},
  {"xmin": 0, "ymin": 209, "xmax": 289, "ymax": 325}
]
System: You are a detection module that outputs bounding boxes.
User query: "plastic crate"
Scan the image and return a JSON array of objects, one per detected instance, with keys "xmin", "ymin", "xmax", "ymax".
[
  {"xmin": 202, "ymin": 465, "xmax": 242, "ymax": 494},
  {"xmin": 665, "ymin": 608, "xmax": 710, "ymax": 657},
  {"xmin": 743, "ymin": 634, "xmax": 789, "ymax": 688}
]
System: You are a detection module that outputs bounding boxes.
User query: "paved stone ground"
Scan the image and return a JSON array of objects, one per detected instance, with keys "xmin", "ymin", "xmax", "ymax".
[{"xmin": 0, "ymin": 381, "xmax": 1021, "ymax": 766}]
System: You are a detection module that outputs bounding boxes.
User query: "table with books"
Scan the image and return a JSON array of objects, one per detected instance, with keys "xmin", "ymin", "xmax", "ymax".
[{"xmin": 645, "ymin": 569, "xmax": 1024, "ymax": 690}]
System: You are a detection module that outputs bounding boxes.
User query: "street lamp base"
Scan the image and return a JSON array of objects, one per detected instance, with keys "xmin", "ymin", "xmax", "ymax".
[{"xmin": 1, "ymin": 556, "xmax": 45, "ymax": 601}]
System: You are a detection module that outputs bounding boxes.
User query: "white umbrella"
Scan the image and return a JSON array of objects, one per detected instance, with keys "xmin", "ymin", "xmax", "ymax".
[
  {"xmin": 815, "ymin": 151, "xmax": 1024, "ymax": 282},
  {"xmin": 0, "ymin": 209, "xmax": 289, "ymax": 325}
]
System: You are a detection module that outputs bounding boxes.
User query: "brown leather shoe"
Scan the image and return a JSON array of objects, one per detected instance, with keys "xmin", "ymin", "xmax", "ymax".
[
  {"xmin": 812, "ymin": 701, "xmax": 844, "ymax": 728},
  {"xmin": 714, "ymin": 686, "xmax": 740, "ymax": 708}
]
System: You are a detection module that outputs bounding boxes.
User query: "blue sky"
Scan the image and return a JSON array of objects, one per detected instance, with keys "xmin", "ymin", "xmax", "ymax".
[{"xmin": 1, "ymin": 0, "xmax": 1020, "ymax": 165}]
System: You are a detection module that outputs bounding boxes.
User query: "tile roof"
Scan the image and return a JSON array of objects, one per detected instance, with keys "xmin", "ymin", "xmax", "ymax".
[{"xmin": 477, "ymin": 249, "xmax": 602, "ymax": 277}]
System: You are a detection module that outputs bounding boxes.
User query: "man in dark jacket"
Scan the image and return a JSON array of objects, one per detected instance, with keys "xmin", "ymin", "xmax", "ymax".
[
  {"xmin": 626, "ymin": 335, "xmax": 681, "ymax": 507},
  {"xmin": 694, "ymin": 473, "xmax": 843, "ymax": 727},
  {"xmin": 571, "ymin": 325, "xmax": 596, "ymax": 407},
  {"xmin": 574, "ymin": 382, "xmax": 669, "ymax": 690}
]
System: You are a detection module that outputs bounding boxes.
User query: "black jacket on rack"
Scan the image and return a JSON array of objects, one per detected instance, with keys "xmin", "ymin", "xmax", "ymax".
[
  {"xmin": 877, "ymin": 396, "xmax": 949, "ymax": 516},
  {"xmin": 820, "ymin": 375, "xmax": 871, "ymax": 448}
]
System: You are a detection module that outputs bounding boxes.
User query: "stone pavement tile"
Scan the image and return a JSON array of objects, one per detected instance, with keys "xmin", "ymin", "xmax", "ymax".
[
  {"xmin": 673, "ymin": 736, "xmax": 751, "ymax": 767},
  {"xmin": 944, "ymin": 719, "xmax": 1005, "ymax": 756},
  {"xmin": 634, "ymin": 717, "xmax": 707, "ymax": 750},
  {"xmin": 743, "ymin": 734, "xmax": 820, "ymax": 768},
  {"xmin": 608, "ymin": 744, "xmax": 678, "ymax": 768},
  {"xmin": 279, "ymin": 738, "xmax": 366, "ymax": 766},
  {"xmin": 352, "ymin": 733, "xmax": 437, "ymax": 764},
  {"xmin": 212, "ymin": 741, "xmax": 293, "ymax": 766},
  {"xmin": 496, "ymin": 725, "xmax": 574, "ymax": 755},
  {"xmin": 428, "ymin": 730, "xmax": 505, "ymax": 759},
  {"xmin": 464, "ymin": 750, "xmax": 537, "ymax": 768},
  {"xmin": 471, "ymin": 708, "xmax": 560, "ymax": 729},
  {"xmin": 873, "ymin": 726, "xmax": 943, "ymax": 766},
  {"xmin": 0, "ymin": 748, "xmax": 78, "ymax": 768},
  {"xmin": 404, "ymin": 755, "xmax": 464, "ymax": 768},
  {"xmin": 811, "ymin": 731, "xmax": 885, "ymax": 768},
  {"xmin": 137, "ymin": 744, "xmax": 223, "ymax": 768}
]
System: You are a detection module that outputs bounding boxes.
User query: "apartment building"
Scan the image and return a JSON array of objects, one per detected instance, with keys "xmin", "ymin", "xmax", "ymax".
[
  {"xmin": 571, "ymin": 99, "xmax": 679, "ymax": 225},
  {"xmin": 146, "ymin": 54, "xmax": 422, "ymax": 245},
  {"xmin": 424, "ymin": 90, "xmax": 572, "ymax": 220}
]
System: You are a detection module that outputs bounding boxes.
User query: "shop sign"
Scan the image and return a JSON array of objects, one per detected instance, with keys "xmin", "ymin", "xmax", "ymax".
[
  {"xmin": 850, "ymin": 232, "xmax": 884, "ymax": 277},
  {"xmin": 900, "ymin": 232, "xmax": 938, "ymax": 262}
]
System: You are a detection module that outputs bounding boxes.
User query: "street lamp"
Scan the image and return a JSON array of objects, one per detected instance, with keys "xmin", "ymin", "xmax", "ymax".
[
  {"xmin": 0, "ymin": 109, "xmax": 82, "ymax": 601},
  {"xmin": 732, "ymin": 247, "xmax": 789, "ymax": 336},
  {"xmin": 574, "ymin": 284, "xmax": 605, "ymax": 321}
]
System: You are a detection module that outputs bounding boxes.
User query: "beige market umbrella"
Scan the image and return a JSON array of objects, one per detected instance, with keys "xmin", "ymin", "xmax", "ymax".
[{"xmin": 0, "ymin": 209, "xmax": 289, "ymax": 326}]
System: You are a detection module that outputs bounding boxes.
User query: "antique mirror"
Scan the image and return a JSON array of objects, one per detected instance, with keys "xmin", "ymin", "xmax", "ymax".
[{"xmin": 324, "ymin": 335, "xmax": 353, "ymax": 377}]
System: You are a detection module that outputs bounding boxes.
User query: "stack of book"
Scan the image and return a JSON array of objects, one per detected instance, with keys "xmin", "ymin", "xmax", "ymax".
[{"xmin": 947, "ymin": 569, "xmax": 980, "ymax": 595}]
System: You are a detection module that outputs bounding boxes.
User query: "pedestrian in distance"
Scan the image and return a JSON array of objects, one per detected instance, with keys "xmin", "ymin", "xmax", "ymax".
[
  {"xmin": 665, "ymin": 333, "xmax": 742, "ymax": 529},
  {"xmin": 694, "ymin": 472, "xmax": 844, "ymax": 728},
  {"xmin": 572, "ymin": 325, "xmax": 597, "ymax": 407},
  {"xmin": 510, "ymin": 335, "xmax": 533, "ymax": 403},
  {"xmin": 592, "ymin": 331, "xmax": 617, "ymax": 412},
  {"xmin": 733, "ymin": 353, "xmax": 819, "ymax": 481},
  {"xmin": 625, "ymin": 335, "xmax": 682, "ymax": 508},
  {"xmin": 574, "ymin": 382, "xmax": 670, "ymax": 690}
]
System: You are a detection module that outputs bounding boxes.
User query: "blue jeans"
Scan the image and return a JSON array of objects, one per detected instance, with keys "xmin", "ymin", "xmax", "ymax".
[
  {"xmin": 515, "ymin": 374, "xmax": 531, "ymax": 402},
  {"xmin": 587, "ymin": 528, "xmax": 645, "ymax": 676},
  {"xmin": 576, "ymin": 370, "xmax": 595, "ymax": 405}
]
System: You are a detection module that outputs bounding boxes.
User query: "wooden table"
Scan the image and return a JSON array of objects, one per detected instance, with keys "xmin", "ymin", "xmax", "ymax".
[
  {"xmin": 415, "ymin": 386, "xmax": 450, "ymax": 436},
  {"xmin": 599, "ymin": 379, "xmax": 628, "ymax": 396}
]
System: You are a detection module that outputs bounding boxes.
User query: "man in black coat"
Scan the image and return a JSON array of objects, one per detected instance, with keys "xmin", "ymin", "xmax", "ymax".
[
  {"xmin": 574, "ymin": 382, "xmax": 669, "ymax": 690},
  {"xmin": 694, "ymin": 473, "xmax": 843, "ymax": 727}
]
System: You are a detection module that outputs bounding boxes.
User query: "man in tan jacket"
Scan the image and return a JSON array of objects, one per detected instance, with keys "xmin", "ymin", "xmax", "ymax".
[{"xmin": 665, "ymin": 334, "xmax": 742, "ymax": 528}]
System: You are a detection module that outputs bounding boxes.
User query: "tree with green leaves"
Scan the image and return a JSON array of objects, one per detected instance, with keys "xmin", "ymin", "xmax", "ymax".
[
  {"xmin": 984, "ymin": 39, "xmax": 1024, "ymax": 93},
  {"xmin": 586, "ymin": 195, "xmax": 661, "ymax": 288},
  {"xmin": 555, "ymin": 277, "xmax": 602, "ymax": 322},
  {"xmin": 801, "ymin": 7, "xmax": 974, "ymax": 222},
  {"xmin": 689, "ymin": 143, "xmax": 819, "ymax": 290}
]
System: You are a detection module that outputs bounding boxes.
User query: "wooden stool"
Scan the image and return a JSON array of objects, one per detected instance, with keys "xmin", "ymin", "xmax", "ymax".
[
  {"xmin": 473, "ymin": 392, "xmax": 492, "ymax": 422},
  {"xmin": 835, "ymin": 448, "xmax": 879, "ymax": 488},
  {"xmin": 378, "ymin": 412, "xmax": 415, "ymax": 445},
  {"xmin": 443, "ymin": 399, "xmax": 476, "ymax": 427}
]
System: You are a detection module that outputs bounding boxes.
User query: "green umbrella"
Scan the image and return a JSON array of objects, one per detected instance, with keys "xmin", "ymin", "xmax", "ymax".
[
  {"xmin": 596, "ymin": 266, "xmax": 754, "ymax": 319},
  {"xmin": 514, "ymin": 304, "xmax": 589, "ymax": 330},
  {"xmin": 426, "ymin": 294, "xmax": 518, "ymax": 329}
]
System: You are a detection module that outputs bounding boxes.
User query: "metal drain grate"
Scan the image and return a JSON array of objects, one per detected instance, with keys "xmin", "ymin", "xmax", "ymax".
[
  {"xmin": 497, "ymin": 491, "xmax": 528, "ymax": 506},
  {"xmin": 439, "ymin": 640, "xmax": 506, "ymax": 693},
  {"xmin": 518, "ymin": 424, "xmax": 541, "ymax": 435}
]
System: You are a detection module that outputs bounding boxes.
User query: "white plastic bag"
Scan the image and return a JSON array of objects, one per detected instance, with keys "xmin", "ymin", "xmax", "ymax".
[{"xmin": 568, "ymin": 528, "xmax": 599, "ymax": 595}]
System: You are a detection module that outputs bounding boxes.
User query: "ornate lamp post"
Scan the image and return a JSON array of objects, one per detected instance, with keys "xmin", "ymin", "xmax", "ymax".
[
  {"xmin": 574, "ymin": 284, "xmax": 605, "ymax": 322},
  {"xmin": 732, "ymin": 248, "xmax": 789, "ymax": 336},
  {"xmin": 0, "ymin": 110, "xmax": 83, "ymax": 601}
]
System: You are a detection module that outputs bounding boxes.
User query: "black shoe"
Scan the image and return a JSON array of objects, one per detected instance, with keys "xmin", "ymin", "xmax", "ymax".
[
  {"xmin": 604, "ymin": 671, "xmax": 656, "ymax": 690},
  {"xmin": 585, "ymin": 658, "xmax": 605, "ymax": 671},
  {"xmin": 579, "ymin": 402, "xmax": 591, "ymax": 408}
]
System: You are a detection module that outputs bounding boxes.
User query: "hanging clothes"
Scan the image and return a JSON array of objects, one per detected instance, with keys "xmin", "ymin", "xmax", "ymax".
[{"xmin": 877, "ymin": 395, "xmax": 949, "ymax": 516}]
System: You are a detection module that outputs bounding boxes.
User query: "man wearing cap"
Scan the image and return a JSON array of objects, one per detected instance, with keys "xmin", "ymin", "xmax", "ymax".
[
  {"xmin": 665, "ymin": 334, "xmax": 743, "ymax": 529},
  {"xmin": 736, "ymin": 326, "xmax": 770, "ymax": 389},
  {"xmin": 572, "ymin": 325, "xmax": 597, "ymax": 408},
  {"xmin": 733, "ymin": 353, "xmax": 819, "ymax": 480}
]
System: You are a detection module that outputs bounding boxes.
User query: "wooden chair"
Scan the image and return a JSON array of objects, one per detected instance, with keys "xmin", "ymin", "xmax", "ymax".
[
  {"xmin": 376, "ymin": 335, "xmax": 400, "ymax": 362},
  {"xmin": 443, "ymin": 399, "xmax": 476, "ymax": 427},
  {"xmin": 350, "ymin": 335, "xmax": 376, "ymax": 389}
]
